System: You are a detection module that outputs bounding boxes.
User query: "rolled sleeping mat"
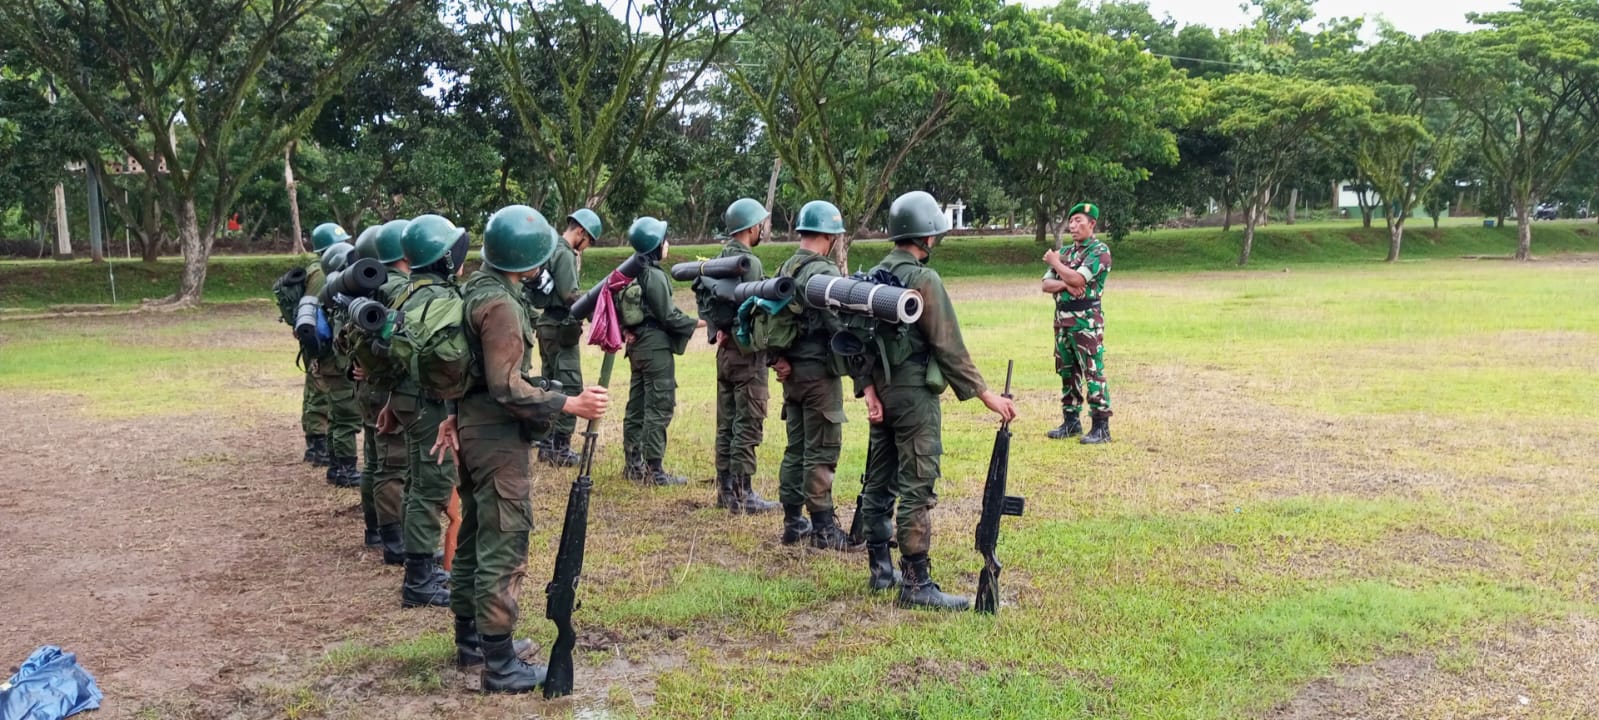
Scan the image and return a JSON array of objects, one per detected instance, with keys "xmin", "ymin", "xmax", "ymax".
[
  {"xmin": 670, "ymin": 255, "xmax": 752, "ymax": 281},
  {"xmin": 726, "ymin": 276, "xmax": 796, "ymax": 303},
  {"xmin": 830, "ymin": 330, "xmax": 868, "ymax": 357},
  {"xmin": 348, "ymin": 297, "xmax": 391, "ymax": 334},
  {"xmin": 323, "ymin": 257, "xmax": 387, "ymax": 299},
  {"xmin": 802, "ymin": 274, "xmax": 922, "ymax": 324},
  {"xmin": 293, "ymin": 296, "xmax": 322, "ymax": 343},
  {"xmin": 277, "ymin": 267, "xmax": 307, "ymax": 287},
  {"xmin": 570, "ymin": 253, "xmax": 647, "ymax": 321}
]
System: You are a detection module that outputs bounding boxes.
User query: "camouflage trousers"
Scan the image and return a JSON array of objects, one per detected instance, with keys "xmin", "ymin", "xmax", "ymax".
[
  {"xmin": 1055, "ymin": 312, "xmax": 1111, "ymax": 419},
  {"xmin": 622, "ymin": 346, "xmax": 677, "ymax": 463},
  {"xmin": 715, "ymin": 341, "xmax": 769, "ymax": 478},
  {"xmin": 309, "ymin": 359, "xmax": 361, "ymax": 459},
  {"xmin": 778, "ymin": 364, "xmax": 843, "ymax": 514},
  {"xmin": 450, "ymin": 425, "xmax": 534, "ymax": 637},
  {"xmin": 359, "ymin": 384, "xmax": 407, "ymax": 526},
  {"xmin": 859, "ymin": 373, "xmax": 941, "ymax": 557},
  {"xmin": 390, "ymin": 391, "xmax": 457, "ymax": 556},
  {"xmin": 301, "ymin": 369, "xmax": 330, "ymax": 436},
  {"xmin": 536, "ymin": 326, "xmax": 583, "ymax": 438}
]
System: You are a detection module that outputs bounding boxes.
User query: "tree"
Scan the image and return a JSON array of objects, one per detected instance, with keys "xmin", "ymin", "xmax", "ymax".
[
  {"xmin": 1445, "ymin": 0, "xmax": 1599, "ymax": 260},
  {"xmin": 1351, "ymin": 31, "xmax": 1462, "ymax": 261},
  {"xmin": 1203, "ymin": 73, "xmax": 1373, "ymax": 264},
  {"xmin": 475, "ymin": 0, "xmax": 750, "ymax": 218},
  {"xmin": 0, "ymin": 0, "xmax": 422, "ymax": 304},
  {"xmin": 726, "ymin": 0, "xmax": 1001, "ymax": 263},
  {"xmin": 983, "ymin": 7, "xmax": 1191, "ymax": 246}
]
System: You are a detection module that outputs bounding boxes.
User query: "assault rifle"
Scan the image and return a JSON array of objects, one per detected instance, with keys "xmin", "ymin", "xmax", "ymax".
[
  {"xmin": 974, "ymin": 360, "xmax": 1025, "ymax": 614},
  {"xmin": 543, "ymin": 344, "xmax": 618, "ymax": 698}
]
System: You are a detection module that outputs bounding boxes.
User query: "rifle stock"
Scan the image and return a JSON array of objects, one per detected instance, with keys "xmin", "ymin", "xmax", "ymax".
[
  {"xmin": 974, "ymin": 360, "xmax": 1025, "ymax": 614},
  {"xmin": 543, "ymin": 351, "xmax": 616, "ymax": 698}
]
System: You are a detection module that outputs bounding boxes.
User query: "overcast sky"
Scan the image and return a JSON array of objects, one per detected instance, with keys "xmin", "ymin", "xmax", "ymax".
[{"xmin": 1020, "ymin": 0, "xmax": 1517, "ymax": 36}]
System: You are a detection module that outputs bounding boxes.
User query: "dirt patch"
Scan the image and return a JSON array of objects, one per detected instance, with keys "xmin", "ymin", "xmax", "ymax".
[{"xmin": 1266, "ymin": 618, "xmax": 1599, "ymax": 719}]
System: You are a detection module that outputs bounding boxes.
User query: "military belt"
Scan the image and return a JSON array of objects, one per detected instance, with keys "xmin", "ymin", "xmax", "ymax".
[{"xmin": 1059, "ymin": 298, "xmax": 1101, "ymax": 312}]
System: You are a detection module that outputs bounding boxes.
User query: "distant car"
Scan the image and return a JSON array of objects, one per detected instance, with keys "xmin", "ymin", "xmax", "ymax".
[{"xmin": 1534, "ymin": 203, "xmax": 1558, "ymax": 220}]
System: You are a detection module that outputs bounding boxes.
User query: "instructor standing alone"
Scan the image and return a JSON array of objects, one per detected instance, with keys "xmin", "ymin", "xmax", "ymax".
[{"xmin": 1042, "ymin": 201, "xmax": 1112, "ymax": 444}]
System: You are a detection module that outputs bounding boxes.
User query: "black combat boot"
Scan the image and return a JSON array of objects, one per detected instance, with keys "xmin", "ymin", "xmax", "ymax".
[
  {"xmin": 781, "ymin": 504, "xmax": 813, "ymax": 545},
  {"xmin": 897, "ymin": 554, "xmax": 970, "ymax": 611},
  {"xmin": 715, "ymin": 472, "xmax": 739, "ymax": 510},
  {"xmin": 623, "ymin": 453, "xmax": 648, "ymax": 483},
  {"xmin": 304, "ymin": 434, "xmax": 330, "ymax": 467},
  {"xmin": 363, "ymin": 505, "xmax": 381, "ymax": 549},
  {"xmin": 327, "ymin": 456, "xmax": 360, "ymax": 488},
  {"xmin": 809, "ymin": 511, "xmax": 857, "ymax": 551},
  {"xmin": 401, "ymin": 553, "xmax": 450, "ymax": 608},
  {"xmin": 646, "ymin": 459, "xmax": 687, "ymax": 487},
  {"xmin": 867, "ymin": 542, "xmax": 901, "ymax": 591},
  {"xmin": 1046, "ymin": 409, "xmax": 1082, "ymax": 440},
  {"xmin": 735, "ymin": 475, "xmax": 779, "ymax": 514},
  {"xmin": 480, "ymin": 633, "xmax": 547, "ymax": 694},
  {"xmin": 453, "ymin": 616, "xmax": 533, "ymax": 668},
  {"xmin": 377, "ymin": 523, "xmax": 405, "ymax": 566},
  {"xmin": 545, "ymin": 434, "xmax": 580, "ymax": 467},
  {"xmin": 1079, "ymin": 417, "xmax": 1111, "ymax": 445}
]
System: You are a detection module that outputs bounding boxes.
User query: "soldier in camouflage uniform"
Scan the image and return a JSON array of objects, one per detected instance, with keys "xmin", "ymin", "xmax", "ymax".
[
  {"xmin": 858, "ymin": 191, "xmax": 1017, "ymax": 611},
  {"xmin": 1042, "ymin": 201, "xmax": 1112, "ymax": 444},
  {"xmin": 526, "ymin": 208, "xmax": 601, "ymax": 468},
  {"xmin": 381, "ymin": 215, "xmax": 469, "ymax": 609},
  {"xmin": 771, "ymin": 200, "xmax": 856, "ymax": 550},
  {"xmin": 620, "ymin": 217, "xmax": 700, "ymax": 487},
  {"xmin": 705, "ymin": 198, "xmax": 779, "ymax": 514},
  {"xmin": 431, "ymin": 204, "xmax": 609, "ymax": 693},
  {"xmin": 300, "ymin": 223, "xmax": 347, "ymax": 466},
  {"xmin": 306, "ymin": 237, "xmax": 363, "ymax": 487},
  {"xmin": 351, "ymin": 224, "xmax": 410, "ymax": 557}
]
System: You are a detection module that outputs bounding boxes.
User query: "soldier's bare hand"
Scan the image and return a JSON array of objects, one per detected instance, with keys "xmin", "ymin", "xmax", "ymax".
[
  {"xmin": 1043, "ymin": 249, "xmax": 1059, "ymax": 266},
  {"xmin": 863, "ymin": 385, "xmax": 884, "ymax": 423},
  {"xmin": 351, "ymin": 364, "xmax": 367, "ymax": 381},
  {"xmin": 979, "ymin": 390, "xmax": 1017, "ymax": 423},
  {"xmin": 772, "ymin": 357, "xmax": 792, "ymax": 383},
  {"xmin": 431, "ymin": 415, "xmax": 460, "ymax": 465},
  {"xmin": 376, "ymin": 402, "xmax": 402, "ymax": 435},
  {"xmin": 564, "ymin": 386, "xmax": 610, "ymax": 420},
  {"xmin": 695, "ymin": 318, "xmax": 708, "ymax": 329}
]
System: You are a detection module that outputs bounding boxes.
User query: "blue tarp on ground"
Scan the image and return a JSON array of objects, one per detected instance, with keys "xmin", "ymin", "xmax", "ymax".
[{"xmin": 0, "ymin": 646, "xmax": 102, "ymax": 720}]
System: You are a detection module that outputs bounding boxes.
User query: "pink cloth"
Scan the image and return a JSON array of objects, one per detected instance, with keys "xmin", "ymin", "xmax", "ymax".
[{"xmin": 587, "ymin": 270, "xmax": 632, "ymax": 354}]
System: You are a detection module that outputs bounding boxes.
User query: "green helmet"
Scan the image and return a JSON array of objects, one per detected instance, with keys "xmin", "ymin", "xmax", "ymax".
[
  {"xmin": 483, "ymin": 205, "xmax": 557, "ymax": 273},
  {"xmin": 723, "ymin": 198, "xmax": 769, "ymax": 235},
  {"xmin": 311, "ymin": 222, "xmax": 350, "ymax": 252},
  {"xmin": 378, "ymin": 219, "xmax": 412, "ymax": 264},
  {"xmin": 795, "ymin": 200, "xmax": 845, "ymax": 235},
  {"xmin": 887, "ymin": 191, "xmax": 951, "ymax": 242},
  {"xmin": 567, "ymin": 208, "xmax": 602, "ymax": 242},
  {"xmin": 628, "ymin": 216, "xmax": 668, "ymax": 254},
  {"xmin": 352, "ymin": 226, "xmax": 382, "ymax": 261},
  {"xmin": 401, "ymin": 215, "xmax": 458, "ymax": 268},
  {"xmin": 319, "ymin": 241, "xmax": 354, "ymax": 274}
]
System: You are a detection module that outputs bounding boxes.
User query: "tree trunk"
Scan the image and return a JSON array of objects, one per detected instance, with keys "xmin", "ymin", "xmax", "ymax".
[
  {"xmin": 1034, "ymin": 202, "xmax": 1049, "ymax": 245},
  {"xmin": 173, "ymin": 198, "xmax": 209, "ymax": 306},
  {"xmin": 87, "ymin": 164, "xmax": 106, "ymax": 263},
  {"xmin": 1240, "ymin": 201, "xmax": 1258, "ymax": 266},
  {"xmin": 53, "ymin": 182, "xmax": 73, "ymax": 260},
  {"xmin": 1514, "ymin": 198, "xmax": 1533, "ymax": 261},
  {"xmin": 285, "ymin": 142, "xmax": 305, "ymax": 254},
  {"xmin": 1330, "ymin": 179, "xmax": 1339, "ymax": 210},
  {"xmin": 1431, "ymin": 213, "xmax": 1440, "ymax": 230},
  {"xmin": 1286, "ymin": 187, "xmax": 1298, "ymax": 225},
  {"xmin": 1385, "ymin": 214, "xmax": 1405, "ymax": 262},
  {"xmin": 764, "ymin": 156, "xmax": 782, "ymax": 226},
  {"xmin": 1222, "ymin": 198, "xmax": 1233, "ymax": 232},
  {"xmin": 142, "ymin": 196, "xmax": 162, "ymax": 263}
]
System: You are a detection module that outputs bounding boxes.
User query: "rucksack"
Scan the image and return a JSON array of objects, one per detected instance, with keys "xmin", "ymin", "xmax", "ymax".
[
  {"xmin": 734, "ymin": 295, "xmax": 799, "ymax": 352},
  {"xmin": 272, "ymin": 267, "xmax": 308, "ymax": 326},
  {"xmin": 619, "ymin": 282, "xmax": 645, "ymax": 327},
  {"xmin": 691, "ymin": 277, "xmax": 741, "ymax": 332},
  {"xmin": 388, "ymin": 286, "xmax": 473, "ymax": 400}
]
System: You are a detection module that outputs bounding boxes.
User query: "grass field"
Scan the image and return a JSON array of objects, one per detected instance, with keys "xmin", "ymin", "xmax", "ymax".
[
  {"xmin": 2, "ymin": 250, "xmax": 1597, "ymax": 718},
  {"xmin": 4, "ymin": 218, "xmax": 1598, "ymax": 309}
]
